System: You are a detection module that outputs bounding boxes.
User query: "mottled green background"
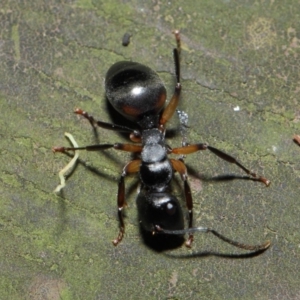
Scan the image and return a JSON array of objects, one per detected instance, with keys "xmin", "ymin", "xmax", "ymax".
[{"xmin": 1, "ymin": 0, "xmax": 299, "ymax": 299}]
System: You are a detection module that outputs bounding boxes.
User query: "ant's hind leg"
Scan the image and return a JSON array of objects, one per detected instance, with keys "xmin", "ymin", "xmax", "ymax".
[
  {"xmin": 170, "ymin": 159, "xmax": 194, "ymax": 248},
  {"xmin": 112, "ymin": 160, "xmax": 140, "ymax": 246}
]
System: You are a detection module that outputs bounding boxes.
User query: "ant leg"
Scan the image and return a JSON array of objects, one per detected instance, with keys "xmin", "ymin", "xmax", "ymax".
[
  {"xmin": 53, "ymin": 142, "xmax": 142, "ymax": 245},
  {"xmin": 155, "ymin": 226, "xmax": 271, "ymax": 251},
  {"xmin": 173, "ymin": 29, "xmax": 181, "ymax": 55},
  {"xmin": 53, "ymin": 143, "xmax": 142, "ymax": 153},
  {"xmin": 113, "ymin": 159, "xmax": 141, "ymax": 246},
  {"xmin": 74, "ymin": 108, "xmax": 141, "ymax": 142},
  {"xmin": 171, "ymin": 143, "xmax": 270, "ymax": 186},
  {"xmin": 170, "ymin": 159, "xmax": 194, "ymax": 248},
  {"xmin": 159, "ymin": 31, "xmax": 181, "ymax": 128}
]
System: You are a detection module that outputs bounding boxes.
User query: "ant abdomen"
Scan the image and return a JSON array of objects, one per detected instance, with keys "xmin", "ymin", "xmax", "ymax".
[
  {"xmin": 136, "ymin": 190, "xmax": 184, "ymax": 233},
  {"xmin": 105, "ymin": 61, "xmax": 166, "ymax": 121}
]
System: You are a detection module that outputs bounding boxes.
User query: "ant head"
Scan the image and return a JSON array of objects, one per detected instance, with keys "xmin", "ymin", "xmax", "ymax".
[
  {"xmin": 136, "ymin": 190, "xmax": 184, "ymax": 233},
  {"xmin": 105, "ymin": 61, "xmax": 166, "ymax": 122}
]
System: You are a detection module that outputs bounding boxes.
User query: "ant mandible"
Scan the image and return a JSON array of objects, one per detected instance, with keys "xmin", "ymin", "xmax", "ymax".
[{"xmin": 53, "ymin": 30, "xmax": 271, "ymax": 252}]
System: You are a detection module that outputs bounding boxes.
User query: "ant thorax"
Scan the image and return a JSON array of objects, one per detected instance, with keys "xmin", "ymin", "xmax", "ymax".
[{"xmin": 140, "ymin": 128, "xmax": 172, "ymax": 191}]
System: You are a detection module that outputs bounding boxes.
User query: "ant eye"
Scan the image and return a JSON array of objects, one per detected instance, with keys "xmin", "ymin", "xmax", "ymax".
[{"xmin": 165, "ymin": 202, "xmax": 176, "ymax": 215}]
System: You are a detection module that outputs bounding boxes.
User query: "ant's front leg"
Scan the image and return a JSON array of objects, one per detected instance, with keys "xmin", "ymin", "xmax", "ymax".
[
  {"xmin": 159, "ymin": 30, "xmax": 182, "ymax": 129},
  {"xmin": 171, "ymin": 143, "xmax": 270, "ymax": 187}
]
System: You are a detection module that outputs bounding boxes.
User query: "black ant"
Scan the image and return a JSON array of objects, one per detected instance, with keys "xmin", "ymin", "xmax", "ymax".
[{"xmin": 53, "ymin": 30, "xmax": 270, "ymax": 252}]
